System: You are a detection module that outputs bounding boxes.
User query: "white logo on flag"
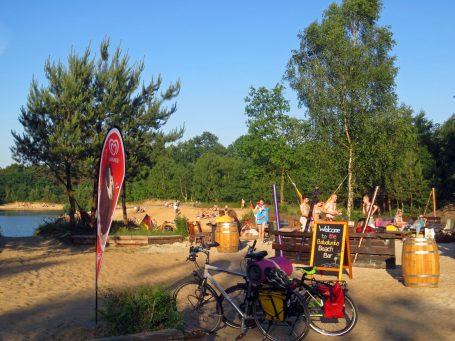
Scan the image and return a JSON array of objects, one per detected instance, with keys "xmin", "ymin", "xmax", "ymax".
[{"xmin": 109, "ymin": 139, "xmax": 119, "ymax": 156}]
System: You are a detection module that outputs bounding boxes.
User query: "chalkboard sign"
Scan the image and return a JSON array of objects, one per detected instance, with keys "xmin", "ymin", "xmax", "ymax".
[{"xmin": 310, "ymin": 221, "xmax": 352, "ymax": 280}]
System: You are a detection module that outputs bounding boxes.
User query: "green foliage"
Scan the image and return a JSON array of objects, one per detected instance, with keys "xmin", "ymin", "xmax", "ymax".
[
  {"xmin": 35, "ymin": 219, "xmax": 93, "ymax": 237},
  {"xmin": 0, "ymin": 164, "xmax": 66, "ymax": 204},
  {"xmin": 11, "ymin": 38, "xmax": 182, "ymax": 224},
  {"xmin": 170, "ymin": 131, "xmax": 227, "ymax": 164},
  {"xmin": 100, "ymin": 285, "xmax": 182, "ymax": 336},
  {"xmin": 174, "ymin": 215, "xmax": 188, "ymax": 237},
  {"xmin": 192, "ymin": 152, "xmax": 248, "ymax": 202},
  {"xmin": 3, "ymin": 4, "xmax": 451, "ymax": 214},
  {"xmin": 285, "ymin": 0, "xmax": 402, "ymax": 216}
]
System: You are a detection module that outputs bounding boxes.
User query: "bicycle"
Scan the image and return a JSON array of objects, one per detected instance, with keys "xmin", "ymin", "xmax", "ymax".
[
  {"xmin": 293, "ymin": 266, "xmax": 358, "ymax": 336},
  {"xmin": 172, "ymin": 242, "xmax": 222, "ymax": 334},
  {"xmin": 220, "ymin": 241, "xmax": 310, "ymax": 341},
  {"xmin": 173, "ymin": 241, "xmax": 310, "ymax": 341}
]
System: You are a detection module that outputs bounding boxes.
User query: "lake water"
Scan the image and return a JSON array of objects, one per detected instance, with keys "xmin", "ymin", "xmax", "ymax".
[{"xmin": 0, "ymin": 210, "xmax": 63, "ymax": 237}]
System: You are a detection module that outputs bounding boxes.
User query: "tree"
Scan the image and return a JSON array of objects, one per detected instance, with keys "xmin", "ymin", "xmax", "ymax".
[
  {"xmin": 286, "ymin": 0, "xmax": 397, "ymax": 218},
  {"xmin": 170, "ymin": 131, "xmax": 227, "ymax": 164},
  {"xmin": 89, "ymin": 40, "xmax": 182, "ymax": 225},
  {"xmin": 192, "ymin": 152, "xmax": 245, "ymax": 202},
  {"xmin": 12, "ymin": 48, "xmax": 95, "ymax": 223},
  {"xmin": 243, "ymin": 84, "xmax": 307, "ymax": 204},
  {"xmin": 12, "ymin": 39, "xmax": 181, "ymax": 226},
  {"xmin": 434, "ymin": 114, "xmax": 455, "ymax": 203}
]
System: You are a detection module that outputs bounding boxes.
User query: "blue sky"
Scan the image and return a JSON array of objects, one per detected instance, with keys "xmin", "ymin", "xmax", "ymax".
[{"xmin": 1, "ymin": 1, "xmax": 454, "ymax": 168}]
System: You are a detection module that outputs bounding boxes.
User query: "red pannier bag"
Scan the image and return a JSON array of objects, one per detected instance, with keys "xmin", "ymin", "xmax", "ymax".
[{"xmin": 318, "ymin": 282, "xmax": 345, "ymax": 318}]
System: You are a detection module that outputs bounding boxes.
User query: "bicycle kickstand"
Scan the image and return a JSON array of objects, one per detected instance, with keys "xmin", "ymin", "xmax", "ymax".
[{"xmin": 235, "ymin": 318, "xmax": 248, "ymax": 340}]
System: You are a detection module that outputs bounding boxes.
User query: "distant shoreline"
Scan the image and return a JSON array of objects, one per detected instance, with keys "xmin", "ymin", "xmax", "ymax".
[{"xmin": 0, "ymin": 202, "xmax": 64, "ymax": 212}]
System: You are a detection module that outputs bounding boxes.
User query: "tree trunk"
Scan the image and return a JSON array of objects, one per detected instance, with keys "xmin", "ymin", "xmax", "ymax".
[
  {"xmin": 388, "ymin": 195, "xmax": 392, "ymax": 215},
  {"xmin": 65, "ymin": 163, "xmax": 76, "ymax": 226},
  {"xmin": 346, "ymin": 146, "xmax": 353, "ymax": 220},
  {"xmin": 280, "ymin": 168, "xmax": 285, "ymax": 206},
  {"xmin": 90, "ymin": 177, "xmax": 99, "ymax": 228},
  {"xmin": 122, "ymin": 181, "xmax": 128, "ymax": 226}
]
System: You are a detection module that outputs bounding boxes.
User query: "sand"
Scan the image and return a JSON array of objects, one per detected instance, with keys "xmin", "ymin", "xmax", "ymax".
[
  {"xmin": 1, "ymin": 235, "xmax": 455, "ymax": 341},
  {"xmin": 1, "ymin": 201, "xmax": 455, "ymax": 340},
  {"xmin": 110, "ymin": 200, "xmax": 252, "ymax": 228},
  {"xmin": 0, "ymin": 202, "xmax": 64, "ymax": 211},
  {"xmin": 0, "ymin": 200, "xmax": 251, "ymax": 229}
]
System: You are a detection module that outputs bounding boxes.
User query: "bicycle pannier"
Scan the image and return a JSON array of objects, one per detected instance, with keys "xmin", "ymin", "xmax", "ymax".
[
  {"xmin": 259, "ymin": 289, "xmax": 286, "ymax": 321},
  {"xmin": 318, "ymin": 282, "xmax": 345, "ymax": 318}
]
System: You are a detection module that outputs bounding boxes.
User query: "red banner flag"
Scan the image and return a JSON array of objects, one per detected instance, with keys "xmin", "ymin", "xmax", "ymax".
[{"xmin": 96, "ymin": 127, "xmax": 125, "ymax": 280}]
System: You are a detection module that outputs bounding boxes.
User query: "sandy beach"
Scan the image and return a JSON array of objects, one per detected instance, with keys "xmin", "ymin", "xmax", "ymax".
[
  {"xmin": 0, "ymin": 202, "xmax": 64, "ymax": 211},
  {"xmin": 1, "ymin": 234, "xmax": 455, "ymax": 341},
  {"xmin": 1, "ymin": 201, "xmax": 455, "ymax": 340}
]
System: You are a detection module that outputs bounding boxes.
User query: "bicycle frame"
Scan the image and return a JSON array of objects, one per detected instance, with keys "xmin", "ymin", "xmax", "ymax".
[{"xmin": 203, "ymin": 264, "xmax": 253, "ymax": 321}]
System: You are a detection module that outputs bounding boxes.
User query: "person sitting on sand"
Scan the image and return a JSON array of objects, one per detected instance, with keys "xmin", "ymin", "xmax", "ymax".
[{"xmin": 240, "ymin": 220, "xmax": 259, "ymax": 238}]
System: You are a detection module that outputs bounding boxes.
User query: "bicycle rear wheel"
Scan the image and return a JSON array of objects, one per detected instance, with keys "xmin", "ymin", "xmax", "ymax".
[
  {"xmin": 254, "ymin": 289, "xmax": 310, "ymax": 341},
  {"xmin": 303, "ymin": 291, "xmax": 358, "ymax": 336},
  {"xmin": 173, "ymin": 280, "xmax": 222, "ymax": 334}
]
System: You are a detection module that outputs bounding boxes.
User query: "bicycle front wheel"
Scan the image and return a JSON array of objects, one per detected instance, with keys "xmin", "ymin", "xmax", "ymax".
[
  {"xmin": 254, "ymin": 289, "xmax": 310, "ymax": 341},
  {"xmin": 303, "ymin": 291, "xmax": 358, "ymax": 336},
  {"xmin": 173, "ymin": 280, "xmax": 222, "ymax": 334},
  {"xmin": 220, "ymin": 283, "xmax": 256, "ymax": 329}
]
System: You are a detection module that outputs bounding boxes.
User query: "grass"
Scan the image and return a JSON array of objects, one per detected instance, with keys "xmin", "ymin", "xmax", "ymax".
[
  {"xmin": 34, "ymin": 217, "xmax": 185, "ymax": 238},
  {"xmin": 35, "ymin": 218, "xmax": 93, "ymax": 237},
  {"xmin": 100, "ymin": 285, "xmax": 182, "ymax": 337}
]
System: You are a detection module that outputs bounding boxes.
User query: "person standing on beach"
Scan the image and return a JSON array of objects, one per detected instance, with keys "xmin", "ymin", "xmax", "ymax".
[
  {"xmin": 324, "ymin": 194, "xmax": 342, "ymax": 220},
  {"xmin": 299, "ymin": 197, "xmax": 310, "ymax": 230},
  {"xmin": 362, "ymin": 194, "xmax": 378, "ymax": 227},
  {"xmin": 254, "ymin": 199, "xmax": 268, "ymax": 242}
]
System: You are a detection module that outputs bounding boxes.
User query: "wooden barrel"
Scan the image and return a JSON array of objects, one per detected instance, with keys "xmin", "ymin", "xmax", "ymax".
[
  {"xmin": 402, "ymin": 238, "xmax": 440, "ymax": 287},
  {"xmin": 216, "ymin": 222, "xmax": 239, "ymax": 253}
]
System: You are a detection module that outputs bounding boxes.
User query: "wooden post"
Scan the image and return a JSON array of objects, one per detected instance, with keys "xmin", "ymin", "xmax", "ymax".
[{"xmin": 432, "ymin": 187, "xmax": 436, "ymax": 217}]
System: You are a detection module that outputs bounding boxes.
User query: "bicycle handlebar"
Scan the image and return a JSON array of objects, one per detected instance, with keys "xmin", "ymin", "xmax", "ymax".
[{"xmin": 187, "ymin": 241, "xmax": 220, "ymax": 262}]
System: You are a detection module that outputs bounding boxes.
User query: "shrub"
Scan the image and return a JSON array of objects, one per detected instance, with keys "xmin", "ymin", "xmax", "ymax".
[
  {"xmin": 100, "ymin": 285, "xmax": 182, "ymax": 336},
  {"xmin": 174, "ymin": 215, "xmax": 188, "ymax": 237},
  {"xmin": 241, "ymin": 210, "xmax": 254, "ymax": 223},
  {"xmin": 35, "ymin": 218, "xmax": 93, "ymax": 237}
]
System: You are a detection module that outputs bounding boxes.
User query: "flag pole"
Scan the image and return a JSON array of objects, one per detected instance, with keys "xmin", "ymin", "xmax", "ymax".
[
  {"xmin": 272, "ymin": 184, "xmax": 282, "ymax": 256},
  {"xmin": 95, "ymin": 237, "xmax": 98, "ymax": 324}
]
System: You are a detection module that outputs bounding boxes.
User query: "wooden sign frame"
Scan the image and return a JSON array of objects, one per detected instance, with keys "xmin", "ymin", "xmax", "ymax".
[{"xmin": 310, "ymin": 220, "xmax": 353, "ymax": 280}]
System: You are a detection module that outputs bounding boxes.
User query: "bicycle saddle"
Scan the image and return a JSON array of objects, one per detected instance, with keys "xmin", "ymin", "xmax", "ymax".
[
  {"xmin": 245, "ymin": 250, "xmax": 268, "ymax": 261},
  {"xmin": 206, "ymin": 242, "xmax": 220, "ymax": 248},
  {"xmin": 294, "ymin": 266, "xmax": 316, "ymax": 275}
]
